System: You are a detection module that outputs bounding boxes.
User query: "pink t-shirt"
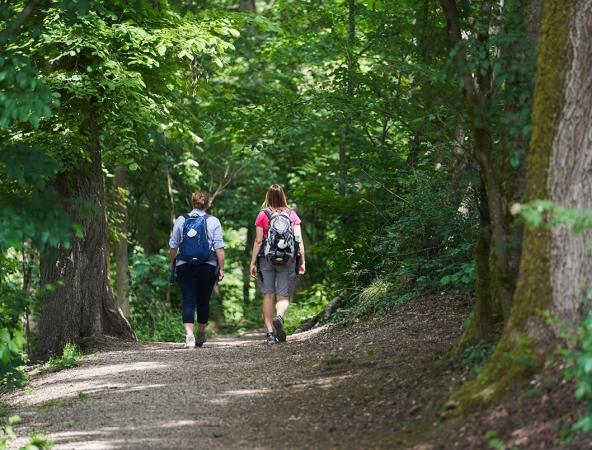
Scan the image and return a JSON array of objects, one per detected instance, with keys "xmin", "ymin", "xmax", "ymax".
[{"xmin": 255, "ymin": 208, "xmax": 301, "ymax": 237}]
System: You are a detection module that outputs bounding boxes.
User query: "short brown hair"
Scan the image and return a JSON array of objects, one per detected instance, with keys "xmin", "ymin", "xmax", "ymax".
[
  {"xmin": 264, "ymin": 184, "xmax": 288, "ymax": 209},
  {"xmin": 191, "ymin": 190, "xmax": 210, "ymax": 210}
]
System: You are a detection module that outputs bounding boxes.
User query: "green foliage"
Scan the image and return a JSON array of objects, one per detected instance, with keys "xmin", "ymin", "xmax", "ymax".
[
  {"xmin": 372, "ymin": 170, "xmax": 478, "ymax": 293},
  {"xmin": 0, "ymin": 414, "xmax": 52, "ymax": 450},
  {"xmin": 284, "ymin": 286, "xmax": 328, "ymax": 334},
  {"xmin": 462, "ymin": 338, "xmax": 499, "ymax": 368},
  {"xmin": 128, "ymin": 251, "xmax": 180, "ymax": 342},
  {"xmin": 46, "ymin": 342, "xmax": 82, "ymax": 372},
  {"xmin": 521, "ymin": 200, "xmax": 592, "ymax": 237},
  {"xmin": 564, "ymin": 307, "xmax": 592, "ymax": 434},
  {"xmin": 441, "ymin": 262, "xmax": 475, "ymax": 286},
  {"xmin": 0, "ymin": 145, "xmax": 75, "ymax": 253},
  {"xmin": 0, "ymin": 327, "xmax": 27, "ymax": 390}
]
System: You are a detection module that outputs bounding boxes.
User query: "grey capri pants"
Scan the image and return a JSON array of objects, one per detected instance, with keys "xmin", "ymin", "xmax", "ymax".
[{"xmin": 258, "ymin": 257, "xmax": 297, "ymax": 297}]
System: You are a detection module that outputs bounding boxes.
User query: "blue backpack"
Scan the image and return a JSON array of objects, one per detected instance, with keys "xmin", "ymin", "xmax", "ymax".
[{"xmin": 178, "ymin": 213, "xmax": 211, "ymax": 265}]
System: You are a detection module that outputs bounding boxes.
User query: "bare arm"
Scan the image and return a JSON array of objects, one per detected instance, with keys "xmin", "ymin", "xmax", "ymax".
[
  {"xmin": 215, "ymin": 248, "xmax": 225, "ymax": 281},
  {"xmin": 169, "ymin": 247, "xmax": 178, "ymax": 267},
  {"xmin": 250, "ymin": 226, "xmax": 264, "ymax": 279},
  {"xmin": 294, "ymin": 224, "xmax": 305, "ymax": 275}
]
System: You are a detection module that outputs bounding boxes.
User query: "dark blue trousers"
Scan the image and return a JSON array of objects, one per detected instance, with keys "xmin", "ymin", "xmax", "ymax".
[{"xmin": 176, "ymin": 263, "xmax": 217, "ymax": 325}]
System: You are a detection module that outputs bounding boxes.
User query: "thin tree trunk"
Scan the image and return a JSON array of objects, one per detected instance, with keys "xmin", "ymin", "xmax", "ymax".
[
  {"xmin": 243, "ymin": 226, "xmax": 254, "ymax": 309},
  {"xmin": 473, "ymin": 180, "xmax": 493, "ymax": 341},
  {"xmin": 165, "ymin": 160, "xmax": 175, "ymax": 233},
  {"xmin": 440, "ymin": 0, "xmax": 514, "ymax": 323},
  {"xmin": 339, "ymin": 0, "xmax": 355, "ymax": 196},
  {"xmin": 34, "ymin": 99, "xmax": 136, "ymax": 362},
  {"xmin": 112, "ymin": 166, "xmax": 131, "ymax": 319}
]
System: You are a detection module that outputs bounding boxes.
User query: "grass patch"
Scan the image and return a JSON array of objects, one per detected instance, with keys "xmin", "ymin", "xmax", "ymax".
[{"xmin": 45, "ymin": 342, "xmax": 83, "ymax": 373}]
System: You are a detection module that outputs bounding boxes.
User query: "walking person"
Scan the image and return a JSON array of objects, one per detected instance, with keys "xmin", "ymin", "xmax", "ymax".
[
  {"xmin": 169, "ymin": 190, "xmax": 225, "ymax": 348},
  {"xmin": 250, "ymin": 184, "xmax": 305, "ymax": 345}
]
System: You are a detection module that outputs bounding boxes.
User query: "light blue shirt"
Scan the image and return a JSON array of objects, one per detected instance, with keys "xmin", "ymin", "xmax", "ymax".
[{"xmin": 169, "ymin": 209, "xmax": 225, "ymax": 267}]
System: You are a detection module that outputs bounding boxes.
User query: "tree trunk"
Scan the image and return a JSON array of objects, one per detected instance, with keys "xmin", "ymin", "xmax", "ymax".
[
  {"xmin": 467, "ymin": 0, "xmax": 589, "ymax": 400},
  {"xmin": 34, "ymin": 99, "xmax": 136, "ymax": 362},
  {"xmin": 112, "ymin": 166, "xmax": 131, "ymax": 319},
  {"xmin": 440, "ymin": 0, "xmax": 515, "ymax": 324},
  {"xmin": 243, "ymin": 226, "xmax": 254, "ymax": 309},
  {"xmin": 545, "ymin": 0, "xmax": 592, "ymax": 326},
  {"xmin": 339, "ymin": 0, "xmax": 355, "ymax": 197},
  {"xmin": 473, "ymin": 180, "xmax": 494, "ymax": 341}
]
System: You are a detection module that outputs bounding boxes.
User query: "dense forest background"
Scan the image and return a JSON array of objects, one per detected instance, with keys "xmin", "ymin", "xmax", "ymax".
[{"xmin": 3, "ymin": 0, "xmax": 592, "ymax": 443}]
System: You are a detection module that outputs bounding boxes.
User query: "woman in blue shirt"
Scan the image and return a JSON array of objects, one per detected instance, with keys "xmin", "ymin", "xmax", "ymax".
[{"xmin": 169, "ymin": 190, "xmax": 225, "ymax": 348}]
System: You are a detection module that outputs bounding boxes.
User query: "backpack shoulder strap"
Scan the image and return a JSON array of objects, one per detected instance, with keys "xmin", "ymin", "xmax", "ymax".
[{"xmin": 263, "ymin": 209, "xmax": 272, "ymax": 220}]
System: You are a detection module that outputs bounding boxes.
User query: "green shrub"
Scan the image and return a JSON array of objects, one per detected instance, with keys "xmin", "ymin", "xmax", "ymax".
[{"xmin": 46, "ymin": 342, "xmax": 82, "ymax": 372}]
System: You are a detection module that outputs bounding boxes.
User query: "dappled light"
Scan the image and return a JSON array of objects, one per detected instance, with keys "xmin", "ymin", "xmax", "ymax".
[{"xmin": 2, "ymin": 0, "xmax": 592, "ymax": 448}]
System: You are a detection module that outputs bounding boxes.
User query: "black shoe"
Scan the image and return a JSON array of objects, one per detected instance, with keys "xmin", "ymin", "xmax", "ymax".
[
  {"xmin": 266, "ymin": 331, "xmax": 278, "ymax": 346},
  {"xmin": 273, "ymin": 315, "xmax": 286, "ymax": 342},
  {"xmin": 196, "ymin": 331, "xmax": 207, "ymax": 347}
]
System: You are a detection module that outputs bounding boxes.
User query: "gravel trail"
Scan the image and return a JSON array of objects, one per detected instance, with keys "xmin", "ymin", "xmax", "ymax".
[{"xmin": 4, "ymin": 295, "xmax": 471, "ymax": 450}]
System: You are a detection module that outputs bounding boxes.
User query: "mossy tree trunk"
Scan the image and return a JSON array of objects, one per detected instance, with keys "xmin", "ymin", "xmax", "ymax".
[
  {"xmin": 457, "ymin": 0, "xmax": 592, "ymax": 408},
  {"xmin": 509, "ymin": 0, "xmax": 592, "ymax": 340},
  {"xmin": 34, "ymin": 99, "xmax": 136, "ymax": 362}
]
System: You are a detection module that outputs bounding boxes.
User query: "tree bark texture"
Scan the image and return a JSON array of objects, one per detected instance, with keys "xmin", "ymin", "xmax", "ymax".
[
  {"xmin": 474, "ymin": 181, "xmax": 494, "ymax": 341},
  {"xmin": 504, "ymin": 0, "xmax": 584, "ymax": 345},
  {"xmin": 548, "ymin": 0, "xmax": 592, "ymax": 324},
  {"xmin": 34, "ymin": 100, "xmax": 136, "ymax": 362},
  {"xmin": 113, "ymin": 166, "xmax": 131, "ymax": 319}
]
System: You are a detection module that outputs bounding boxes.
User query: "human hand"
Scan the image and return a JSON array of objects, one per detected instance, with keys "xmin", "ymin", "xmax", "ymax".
[
  {"xmin": 250, "ymin": 264, "xmax": 258, "ymax": 280},
  {"xmin": 218, "ymin": 269, "xmax": 224, "ymax": 282},
  {"xmin": 298, "ymin": 263, "xmax": 305, "ymax": 275}
]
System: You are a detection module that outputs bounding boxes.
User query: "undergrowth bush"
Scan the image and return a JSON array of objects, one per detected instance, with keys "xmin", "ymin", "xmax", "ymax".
[
  {"xmin": 564, "ymin": 306, "xmax": 592, "ymax": 435},
  {"xmin": 373, "ymin": 170, "xmax": 478, "ymax": 293},
  {"xmin": 45, "ymin": 342, "xmax": 82, "ymax": 373}
]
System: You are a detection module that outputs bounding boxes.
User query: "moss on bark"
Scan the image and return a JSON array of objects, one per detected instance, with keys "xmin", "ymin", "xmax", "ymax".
[{"xmin": 449, "ymin": 0, "xmax": 577, "ymax": 414}]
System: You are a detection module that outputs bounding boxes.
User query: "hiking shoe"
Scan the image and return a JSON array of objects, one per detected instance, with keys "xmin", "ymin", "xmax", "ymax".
[
  {"xmin": 184, "ymin": 334, "xmax": 196, "ymax": 349},
  {"xmin": 266, "ymin": 331, "xmax": 278, "ymax": 346},
  {"xmin": 196, "ymin": 331, "xmax": 207, "ymax": 347},
  {"xmin": 273, "ymin": 315, "xmax": 286, "ymax": 342}
]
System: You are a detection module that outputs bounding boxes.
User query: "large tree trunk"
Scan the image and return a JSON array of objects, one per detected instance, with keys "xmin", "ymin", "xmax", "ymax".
[
  {"xmin": 34, "ymin": 100, "xmax": 136, "ymax": 362},
  {"xmin": 112, "ymin": 166, "xmax": 131, "ymax": 319},
  {"xmin": 508, "ymin": 0, "xmax": 591, "ymax": 347},
  {"xmin": 460, "ymin": 0, "xmax": 590, "ymax": 406}
]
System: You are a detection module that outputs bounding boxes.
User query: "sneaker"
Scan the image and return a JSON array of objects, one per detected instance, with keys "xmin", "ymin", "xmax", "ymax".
[
  {"xmin": 184, "ymin": 334, "xmax": 196, "ymax": 349},
  {"xmin": 273, "ymin": 315, "xmax": 286, "ymax": 342},
  {"xmin": 196, "ymin": 331, "xmax": 207, "ymax": 347},
  {"xmin": 266, "ymin": 331, "xmax": 278, "ymax": 346}
]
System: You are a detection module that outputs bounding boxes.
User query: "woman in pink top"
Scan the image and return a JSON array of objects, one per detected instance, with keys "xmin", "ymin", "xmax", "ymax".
[{"xmin": 250, "ymin": 184, "xmax": 306, "ymax": 345}]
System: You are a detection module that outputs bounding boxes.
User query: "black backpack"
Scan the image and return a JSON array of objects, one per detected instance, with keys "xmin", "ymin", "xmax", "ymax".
[{"xmin": 262, "ymin": 208, "xmax": 296, "ymax": 266}]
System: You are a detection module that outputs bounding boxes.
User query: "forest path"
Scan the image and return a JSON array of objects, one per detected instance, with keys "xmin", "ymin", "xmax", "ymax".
[{"xmin": 5, "ymin": 295, "xmax": 471, "ymax": 450}]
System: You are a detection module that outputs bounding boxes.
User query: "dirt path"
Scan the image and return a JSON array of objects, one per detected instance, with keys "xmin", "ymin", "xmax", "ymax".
[{"xmin": 2, "ymin": 295, "xmax": 482, "ymax": 449}]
